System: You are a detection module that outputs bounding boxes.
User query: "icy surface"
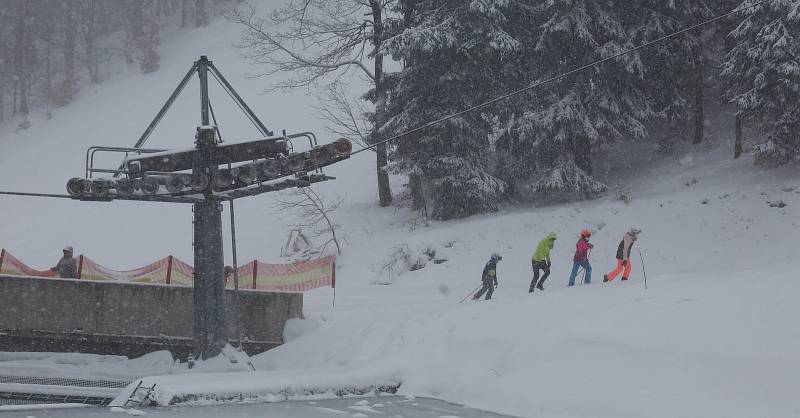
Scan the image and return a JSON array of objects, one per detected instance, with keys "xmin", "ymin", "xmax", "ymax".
[{"xmin": 1, "ymin": 397, "xmax": 511, "ymax": 417}]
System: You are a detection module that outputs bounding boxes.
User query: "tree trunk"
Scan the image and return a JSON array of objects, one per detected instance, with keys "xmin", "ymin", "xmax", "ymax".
[
  {"xmin": 45, "ymin": 39, "xmax": 52, "ymax": 105},
  {"xmin": 692, "ymin": 40, "xmax": 704, "ymax": 145},
  {"xmin": 125, "ymin": 2, "xmax": 145, "ymax": 65},
  {"xmin": 85, "ymin": 0, "xmax": 100, "ymax": 83},
  {"xmin": 12, "ymin": 80, "xmax": 17, "ymax": 116},
  {"xmin": 0, "ymin": 79, "xmax": 5, "ymax": 123},
  {"xmin": 734, "ymin": 114, "xmax": 743, "ymax": 159},
  {"xmin": 410, "ymin": 174, "xmax": 425, "ymax": 210},
  {"xmin": 14, "ymin": 0, "xmax": 29, "ymax": 116},
  {"xmin": 181, "ymin": 0, "xmax": 190, "ymax": 27},
  {"xmin": 62, "ymin": 0, "xmax": 76, "ymax": 103},
  {"xmin": 371, "ymin": 0, "xmax": 392, "ymax": 207},
  {"xmin": 195, "ymin": 0, "xmax": 208, "ymax": 27},
  {"xmin": 572, "ymin": 136, "xmax": 592, "ymax": 175}
]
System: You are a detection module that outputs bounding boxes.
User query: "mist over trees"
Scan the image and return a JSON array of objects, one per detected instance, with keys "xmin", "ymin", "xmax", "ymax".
[
  {"xmin": 0, "ymin": 0, "xmax": 226, "ymax": 125},
  {"xmin": 1, "ymin": 1, "xmax": 795, "ymax": 221},
  {"xmin": 231, "ymin": 0, "xmax": 797, "ymax": 220}
]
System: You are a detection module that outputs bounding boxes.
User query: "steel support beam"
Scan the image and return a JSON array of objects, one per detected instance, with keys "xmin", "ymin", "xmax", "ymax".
[{"xmin": 192, "ymin": 56, "xmax": 226, "ymax": 360}]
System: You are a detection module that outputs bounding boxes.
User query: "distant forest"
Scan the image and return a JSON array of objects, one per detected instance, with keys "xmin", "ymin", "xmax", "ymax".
[{"xmin": 0, "ymin": 0, "xmax": 233, "ymax": 124}]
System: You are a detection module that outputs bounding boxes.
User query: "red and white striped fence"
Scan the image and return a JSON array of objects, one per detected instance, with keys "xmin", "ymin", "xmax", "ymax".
[{"xmin": 0, "ymin": 248, "xmax": 335, "ymax": 292}]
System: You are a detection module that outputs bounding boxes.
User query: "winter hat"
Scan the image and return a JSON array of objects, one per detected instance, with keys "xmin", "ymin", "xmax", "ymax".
[
  {"xmin": 63, "ymin": 246, "xmax": 73, "ymax": 254},
  {"xmin": 547, "ymin": 232, "xmax": 557, "ymax": 240},
  {"xmin": 580, "ymin": 229, "xmax": 592, "ymax": 238},
  {"xmin": 490, "ymin": 253, "xmax": 502, "ymax": 262}
]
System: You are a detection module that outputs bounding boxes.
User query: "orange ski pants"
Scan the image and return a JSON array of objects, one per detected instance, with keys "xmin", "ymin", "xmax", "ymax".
[{"xmin": 606, "ymin": 259, "xmax": 632, "ymax": 281}]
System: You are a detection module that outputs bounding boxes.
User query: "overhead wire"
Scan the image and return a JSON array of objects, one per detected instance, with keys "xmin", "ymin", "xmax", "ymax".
[
  {"xmin": 349, "ymin": 0, "xmax": 772, "ymax": 156},
  {"xmin": 0, "ymin": 191, "xmax": 73, "ymax": 199}
]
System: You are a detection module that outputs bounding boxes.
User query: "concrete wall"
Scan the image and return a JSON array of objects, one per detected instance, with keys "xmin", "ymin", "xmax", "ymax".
[{"xmin": 0, "ymin": 275, "xmax": 302, "ymax": 358}]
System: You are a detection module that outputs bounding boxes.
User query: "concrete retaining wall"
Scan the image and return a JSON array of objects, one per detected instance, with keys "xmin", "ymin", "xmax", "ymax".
[{"xmin": 0, "ymin": 275, "xmax": 303, "ymax": 358}]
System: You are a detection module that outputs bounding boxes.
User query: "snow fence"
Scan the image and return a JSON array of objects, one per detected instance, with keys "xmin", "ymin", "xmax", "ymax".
[{"xmin": 0, "ymin": 249, "xmax": 335, "ymax": 291}]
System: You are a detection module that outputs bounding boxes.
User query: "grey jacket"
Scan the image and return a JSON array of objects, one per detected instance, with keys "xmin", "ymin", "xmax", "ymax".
[{"xmin": 52, "ymin": 256, "xmax": 77, "ymax": 278}]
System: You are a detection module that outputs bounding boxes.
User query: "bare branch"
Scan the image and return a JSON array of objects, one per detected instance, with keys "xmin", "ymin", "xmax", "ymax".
[
  {"xmin": 314, "ymin": 81, "xmax": 373, "ymax": 150},
  {"xmin": 229, "ymin": 6, "xmax": 375, "ymax": 92},
  {"xmin": 271, "ymin": 186, "xmax": 344, "ymax": 256}
]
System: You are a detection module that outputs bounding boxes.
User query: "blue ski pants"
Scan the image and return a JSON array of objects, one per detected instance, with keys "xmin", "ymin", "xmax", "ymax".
[{"xmin": 568, "ymin": 260, "xmax": 592, "ymax": 286}]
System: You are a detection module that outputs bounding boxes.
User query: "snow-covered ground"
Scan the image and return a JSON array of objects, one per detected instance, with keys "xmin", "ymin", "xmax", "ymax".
[
  {"xmin": 4, "ymin": 396, "xmax": 511, "ymax": 417},
  {"xmin": 1, "ymin": 2, "xmax": 799, "ymax": 417}
]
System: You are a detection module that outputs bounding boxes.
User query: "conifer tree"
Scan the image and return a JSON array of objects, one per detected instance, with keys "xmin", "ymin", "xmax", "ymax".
[{"xmin": 723, "ymin": 0, "xmax": 800, "ymax": 166}]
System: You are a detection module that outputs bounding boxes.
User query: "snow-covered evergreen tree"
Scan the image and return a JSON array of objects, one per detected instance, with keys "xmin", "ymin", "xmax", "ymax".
[
  {"xmin": 384, "ymin": 0, "xmax": 517, "ymax": 220},
  {"xmin": 628, "ymin": 1, "xmax": 712, "ymax": 147},
  {"xmin": 496, "ymin": 0, "xmax": 652, "ymax": 201},
  {"xmin": 723, "ymin": 0, "xmax": 800, "ymax": 166}
]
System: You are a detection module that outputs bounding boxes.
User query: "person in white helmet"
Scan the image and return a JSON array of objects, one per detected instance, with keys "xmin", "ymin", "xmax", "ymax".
[
  {"xmin": 50, "ymin": 246, "xmax": 77, "ymax": 278},
  {"xmin": 473, "ymin": 253, "xmax": 502, "ymax": 300},
  {"xmin": 604, "ymin": 228, "xmax": 641, "ymax": 283}
]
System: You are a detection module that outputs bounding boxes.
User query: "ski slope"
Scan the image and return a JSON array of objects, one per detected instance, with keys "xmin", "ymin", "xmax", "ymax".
[
  {"xmin": 1, "ymin": 2, "xmax": 800, "ymax": 417},
  {"xmin": 252, "ymin": 147, "xmax": 800, "ymax": 418}
]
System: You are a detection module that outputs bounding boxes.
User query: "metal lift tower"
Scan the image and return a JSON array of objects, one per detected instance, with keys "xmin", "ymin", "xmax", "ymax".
[{"xmin": 65, "ymin": 56, "xmax": 351, "ymax": 359}]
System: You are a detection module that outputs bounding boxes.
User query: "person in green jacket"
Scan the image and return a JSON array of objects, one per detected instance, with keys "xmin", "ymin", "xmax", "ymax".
[{"xmin": 530, "ymin": 232, "xmax": 557, "ymax": 292}]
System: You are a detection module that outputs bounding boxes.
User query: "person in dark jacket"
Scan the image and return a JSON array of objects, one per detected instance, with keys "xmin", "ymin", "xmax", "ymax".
[
  {"xmin": 604, "ymin": 228, "xmax": 641, "ymax": 282},
  {"xmin": 50, "ymin": 246, "xmax": 77, "ymax": 279},
  {"xmin": 473, "ymin": 253, "xmax": 501, "ymax": 300},
  {"xmin": 568, "ymin": 229, "xmax": 594, "ymax": 286}
]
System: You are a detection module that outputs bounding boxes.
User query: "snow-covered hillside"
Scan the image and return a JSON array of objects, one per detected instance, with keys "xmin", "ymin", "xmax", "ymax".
[
  {"xmin": 1, "ymin": 3, "xmax": 799, "ymax": 418},
  {"xmin": 0, "ymin": 1, "xmax": 376, "ymax": 269},
  {"xmin": 263, "ymin": 143, "xmax": 800, "ymax": 418}
]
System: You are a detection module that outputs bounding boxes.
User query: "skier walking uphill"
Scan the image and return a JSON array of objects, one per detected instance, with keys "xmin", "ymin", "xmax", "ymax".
[
  {"xmin": 473, "ymin": 253, "xmax": 502, "ymax": 300},
  {"xmin": 604, "ymin": 228, "xmax": 642, "ymax": 282},
  {"xmin": 568, "ymin": 229, "xmax": 594, "ymax": 286},
  {"xmin": 530, "ymin": 232, "xmax": 557, "ymax": 292}
]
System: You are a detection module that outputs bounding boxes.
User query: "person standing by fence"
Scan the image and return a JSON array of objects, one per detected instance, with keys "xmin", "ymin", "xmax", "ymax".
[{"xmin": 50, "ymin": 246, "xmax": 77, "ymax": 279}]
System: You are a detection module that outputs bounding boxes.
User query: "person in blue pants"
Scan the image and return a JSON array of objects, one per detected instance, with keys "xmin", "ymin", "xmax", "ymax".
[{"xmin": 568, "ymin": 229, "xmax": 593, "ymax": 286}]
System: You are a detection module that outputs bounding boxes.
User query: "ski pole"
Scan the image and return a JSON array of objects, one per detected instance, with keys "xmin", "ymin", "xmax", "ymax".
[
  {"xmin": 580, "ymin": 248, "xmax": 592, "ymax": 286},
  {"xmin": 639, "ymin": 250, "xmax": 648, "ymax": 290},
  {"xmin": 581, "ymin": 248, "xmax": 592, "ymax": 285},
  {"xmin": 459, "ymin": 284, "xmax": 482, "ymax": 303}
]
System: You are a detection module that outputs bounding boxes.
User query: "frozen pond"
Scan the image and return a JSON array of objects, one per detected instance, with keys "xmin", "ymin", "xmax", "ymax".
[{"xmin": 0, "ymin": 396, "xmax": 519, "ymax": 417}]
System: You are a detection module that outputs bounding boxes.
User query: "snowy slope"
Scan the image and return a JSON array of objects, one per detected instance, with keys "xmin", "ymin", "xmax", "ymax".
[
  {"xmin": 254, "ymin": 150, "xmax": 800, "ymax": 418},
  {"xmin": 2, "ymin": 2, "xmax": 800, "ymax": 418}
]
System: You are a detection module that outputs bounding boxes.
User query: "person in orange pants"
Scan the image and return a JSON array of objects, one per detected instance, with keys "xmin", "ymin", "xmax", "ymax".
[{"xmin": 604, "ymin": 228, "xmax": 641, "ymax": 282}]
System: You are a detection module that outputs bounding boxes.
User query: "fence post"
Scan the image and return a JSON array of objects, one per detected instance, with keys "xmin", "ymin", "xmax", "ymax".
[
  {"xmin": 166, "ymin": 255, "xmax": 173, "ymax": 284},
  {"xmin": 331, "ymin": 258, "xmax": 336, "ymax": 289},
  {"xmin": 77, "ymin": 255, "xmax": 84, "ymax": 279},
  {"xmin": 0, "ymin": 249, "xmax": 5, "ymax": 274},
  {"xmin": 252, "ymin": 260, "xmax": 257, "ymax": 289}
]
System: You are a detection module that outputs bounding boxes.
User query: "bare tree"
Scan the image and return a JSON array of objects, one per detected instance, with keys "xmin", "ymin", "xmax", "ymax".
[
  {"xmin": 230, "ymin": 0, "xmax": 394, "ymax": 207},
  {"xmin": 315, "ymin": 81, "xmax": 373, "ymax": 150},
  {"xmin": 272, "ymin": 187, "xmax": 344, "ymax": 256}
]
